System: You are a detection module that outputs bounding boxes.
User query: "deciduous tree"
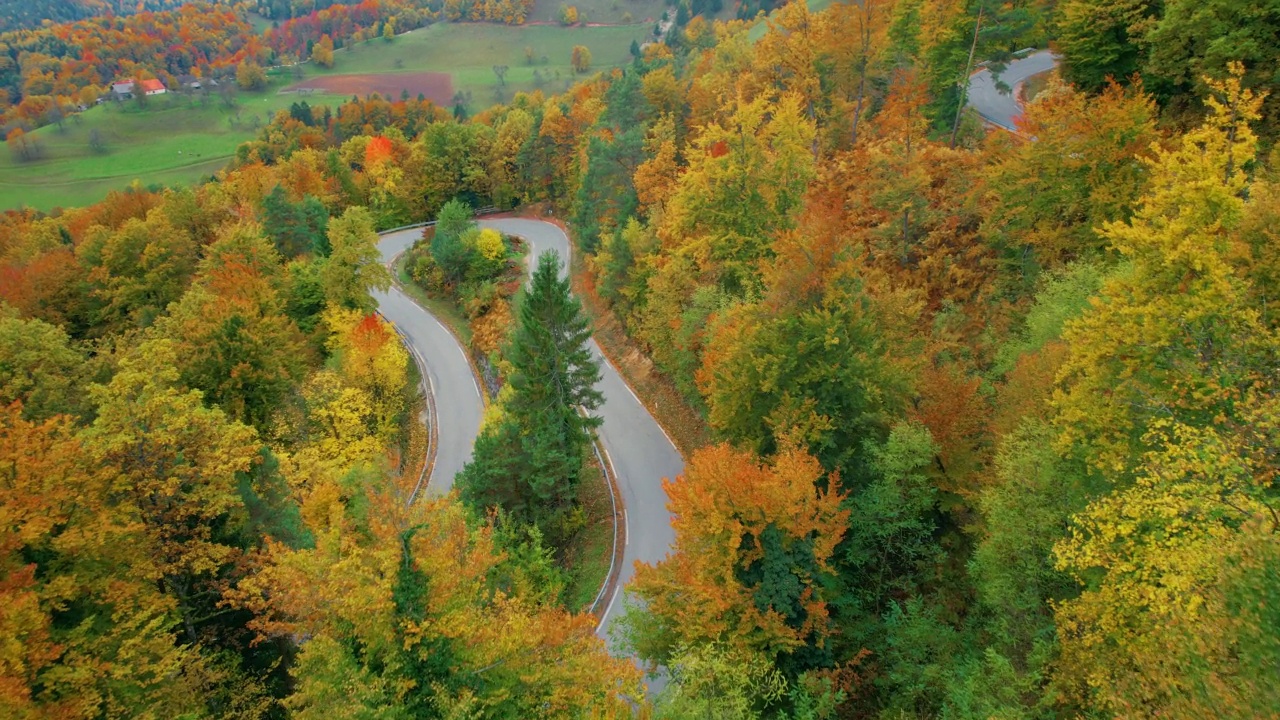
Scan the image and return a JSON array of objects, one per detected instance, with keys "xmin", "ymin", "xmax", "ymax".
[
  {"xmin": 236, "ymin": 61, "xmax": 268, "ymax": 92},
  {"xmin": 319, "ymin": 207, "xmax": 391, "ymax": 312},
  {"xmin": 628, "ymin": 443, "xmax": 848, "ymax": 673},
  {"xmin": 1053, "ymin": 66, "xmax": 1278, "ymax": 477},
  {"xmin": 310, "ymin": 34, "xmax": 335, "ymax": 69},
  {"xmin": 571, "ymin": 45, "xmax": 591, "ymax": 74}
]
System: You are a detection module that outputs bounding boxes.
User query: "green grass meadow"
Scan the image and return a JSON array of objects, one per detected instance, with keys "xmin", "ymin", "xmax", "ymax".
[
  {"xmin": 530, "ymin": 0, "xmax": 657, "ymax": 25},
  {"xmin": 1, "ymin": 22, "xmax": 655, "ymax": 212},
  {"xmin": 315, "ymin": 22, "xmax": 653, "ymax": 101},
  {"xmin": 0, "ymin": 3, "xmax": 806, "ymax": 213},
  {"xmin": 0, "ymin": 79, "xmax": 340, "ymax": 212}
]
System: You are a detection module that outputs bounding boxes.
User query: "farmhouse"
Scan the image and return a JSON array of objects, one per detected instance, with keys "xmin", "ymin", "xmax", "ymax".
[
  {"xmin": 139, "ymin": 79, "xmax": 167, "ymax": 96},
  {"xmin": 111, "ymin": 78, "xmax": 167, "ymax": 99}
]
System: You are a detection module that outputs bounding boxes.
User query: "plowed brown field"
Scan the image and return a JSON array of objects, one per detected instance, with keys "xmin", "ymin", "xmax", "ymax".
[{"xmin": 286, "ymin": 72, "xmax": 453, "ymax": 104}]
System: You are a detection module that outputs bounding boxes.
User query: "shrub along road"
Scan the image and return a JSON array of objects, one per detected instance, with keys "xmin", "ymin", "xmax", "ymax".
[{"xmin": 376, "ymin": 219, "xmax": 680, "ymax": 649}]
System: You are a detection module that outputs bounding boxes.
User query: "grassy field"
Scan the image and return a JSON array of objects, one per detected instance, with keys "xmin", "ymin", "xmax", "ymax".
[
  {"xmin": 0, "ymin": 78, "xmax": 340, "ymax": 212},
  {"xmin": 527, "ymin": 0, "xmax": 736, "ymax": 27},
  {"xmin": 316, "ymin": 22, "xmax": 654, "ymax": 104},
  {"xmin": 2, "ymin": 22, "xmax": 658, "ymax": 212},
  {"xmin": 0, "ymin": 3, "xmax": 819, "ymax": 213}
]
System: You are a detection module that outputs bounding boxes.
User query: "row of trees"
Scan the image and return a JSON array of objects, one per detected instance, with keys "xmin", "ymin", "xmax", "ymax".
[
  {"xmin": 0, "ymin": 0, "xmax": 245, "ymax": 31},
  {"xmin": 0, "ymin": 3, "xmax": 262, "ymax": 130}
]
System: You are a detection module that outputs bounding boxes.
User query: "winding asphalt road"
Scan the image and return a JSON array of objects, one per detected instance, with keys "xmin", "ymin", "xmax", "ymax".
[
  {"xmin": 375, "ymin": 219, "xmax": 680, "ymax": 649},
  {"xmin": 372, "ymin": 47, "xmax": 1059, "ymax": 650},
  {"xmin": 375, "ymin": 230, "xmax": 484, "ymax": 496},
  {"xmin": 967, "ymin": 49, "xmax": 1059, "ymax": 131}
]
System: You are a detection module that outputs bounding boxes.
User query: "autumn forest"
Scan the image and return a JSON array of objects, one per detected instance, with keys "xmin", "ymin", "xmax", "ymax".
[{"xmin": 3, "ymin": 0, "xmax": 1280, "ymax": 717}]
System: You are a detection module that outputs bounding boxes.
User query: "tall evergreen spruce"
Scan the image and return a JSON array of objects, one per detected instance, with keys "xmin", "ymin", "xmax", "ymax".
[{"xmin": 459, "ymin": 251, "xmax": 603, "ymax": 544}]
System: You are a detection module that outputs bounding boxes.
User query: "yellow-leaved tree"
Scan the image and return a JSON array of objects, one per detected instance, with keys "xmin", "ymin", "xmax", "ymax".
[
  {"xmin": 235, "ymin": 475, "xmax": 641, "ymax": 717},
  {"xmin": 325, "ymin": 308, "xmax": 410, "ymax": 442},
  {"xmin": 1051, "ymin": 65, "xmax": 1280, "ymax": 716},
  {"xmin": 1053, "ymin": 64, "xmax": 1280, "ymax": 478}
]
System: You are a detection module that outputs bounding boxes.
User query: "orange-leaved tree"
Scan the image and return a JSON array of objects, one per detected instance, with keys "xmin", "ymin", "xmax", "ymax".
[{"xmin": 628, "ymin": 443, "xmax": 848, "ymax": 675}]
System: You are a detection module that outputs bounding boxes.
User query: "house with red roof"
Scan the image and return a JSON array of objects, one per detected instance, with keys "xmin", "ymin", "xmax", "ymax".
[
  {"xmin": 110, "ymin": 78, "xmax": 167, "ymax": 99},
  {"xmin": 138, "ymin": 78, "xmax": 167, "ymax": 96}
]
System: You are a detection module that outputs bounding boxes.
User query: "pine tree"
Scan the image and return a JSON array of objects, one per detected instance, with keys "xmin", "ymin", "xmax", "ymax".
[
  {"xmin": 261, "ymin": 186, "xmax": 330, "ymax": 258},
  {"xmin": 459, "ymin": 251, "xmax": 602, "ymax": 543}
]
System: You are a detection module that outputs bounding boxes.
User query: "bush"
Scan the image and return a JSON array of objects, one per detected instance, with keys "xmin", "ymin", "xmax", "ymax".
[
  {"xmin": 469, "ymin": 227, "xmax": 508, "ymax": 279},
  {"xmin": 571, "ymin": 45, "xmax": 592, "ymax": 74},
  {"xmin": 460, "ymin": 279, "xmax": 501, "ymax": 320},
  {"xmin": 410, "ymin": 252, "xmax": 446, "ymax": 293}
]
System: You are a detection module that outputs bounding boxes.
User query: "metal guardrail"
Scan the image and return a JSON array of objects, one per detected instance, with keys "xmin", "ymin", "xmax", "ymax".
[{"xmin": 377, "ymin": 206, "xmax": 499, "ymax": 236}]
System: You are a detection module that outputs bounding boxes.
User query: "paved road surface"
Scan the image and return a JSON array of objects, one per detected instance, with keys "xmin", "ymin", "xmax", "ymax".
[
  {"xmin": 968, "ymin": 49, "xmax": 1059, "ymax": 132},
  {"xmin": 375, "ymin": 219, "xmax": 681, "ymax": 649},
  {"xmin": 376, "ymin": 228, "xmax": 485, "ymax": 495}
]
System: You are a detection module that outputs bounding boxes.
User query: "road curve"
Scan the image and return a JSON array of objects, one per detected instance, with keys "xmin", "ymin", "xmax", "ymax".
[
  {"xmin": 376, "ymin": 228, "xmax": 485, "ymax": 495},
  {"xmin": 968, "ymin": 49, "xmax": 1059, "ymax": 131},
  {"xmin": 375, "ymin": 219, "xmax": 681, "ymax": 648}
]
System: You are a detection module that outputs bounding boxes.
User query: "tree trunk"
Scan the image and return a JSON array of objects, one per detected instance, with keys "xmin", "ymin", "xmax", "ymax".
[{"xmin": 950, "ymin": 3, "xmax": 984, "ymax": 149}]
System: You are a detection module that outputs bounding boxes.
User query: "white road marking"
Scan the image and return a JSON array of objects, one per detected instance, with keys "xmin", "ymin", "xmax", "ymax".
[
  {"xmin": 389, "ymin": 219, "xmax": 678, "ymax": 648},
  {"xmin": 597, "ymin": 507, "xmax": 630, "ymax": 634},
  {"xmin": 598, "ymin": 584, "xmax": 623, "ymax": 635}
]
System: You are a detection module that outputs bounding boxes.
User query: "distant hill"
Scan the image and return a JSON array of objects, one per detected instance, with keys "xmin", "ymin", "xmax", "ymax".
[
  {"xmin": 0, "ymin": 0, "xmax": 257, "ymax": 31},
  {"xmin": 0, "ymin": 0, "xmax": 398, "ymax": 31},
  {"xmin": 0, "ymin": 0, "xmax": 103, "ymax": 31}
]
